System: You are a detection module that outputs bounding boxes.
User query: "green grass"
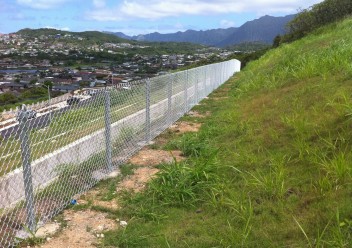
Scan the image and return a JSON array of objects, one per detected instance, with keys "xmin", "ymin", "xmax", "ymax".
[{"xmin": 96, "ymin": 18, "xmax": 352, "ymax": 247}]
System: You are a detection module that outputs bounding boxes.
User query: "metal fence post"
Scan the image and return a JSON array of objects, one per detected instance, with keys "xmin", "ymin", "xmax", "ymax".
[
  {"xmin": 204, "ymin": 65, "xmax": 208, "ymax": 96},
  {"xmin": 18, "ymin": 106, "xmax": 36, "ymax": 232},
  {"xmin": 145, "ymin": 78, "xmax": 151, "ymax": 142},
  {"xmin": 167, "ymin": 74, "xmax": 173, "ymax": 124},
  {"xmin": 195, "ymin": 71, "xmax": 199, "ymax": 104},
  {"xmin": 184, "ymin": 70, "xmax": 188, "ymax": 113},
  {"xmin": 104, "ymin": 89, "xmax": 112, "ymax": 171}
]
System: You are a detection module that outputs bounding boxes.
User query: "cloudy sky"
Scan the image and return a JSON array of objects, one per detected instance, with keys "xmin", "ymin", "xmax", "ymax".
[{"xmin": 1, "ymin": 0, "xmax": 324, "ymax": 35}]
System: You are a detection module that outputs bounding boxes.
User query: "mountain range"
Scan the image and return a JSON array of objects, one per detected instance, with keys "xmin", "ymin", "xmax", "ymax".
[{"xmin": 107, "ymin": 14, "xmax": 295, "ymax": 47}]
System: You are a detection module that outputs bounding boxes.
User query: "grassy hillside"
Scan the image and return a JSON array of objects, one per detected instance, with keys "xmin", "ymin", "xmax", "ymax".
[
  {"xmin": 91, "ymin": 18, "xmax": 352, "ymax": 247},
  {"xmin": 17, "ymin": 28, "xmax": 128, "ymax": 43}
]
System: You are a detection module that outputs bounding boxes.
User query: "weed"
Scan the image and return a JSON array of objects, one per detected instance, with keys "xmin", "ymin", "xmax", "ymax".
[
  {"xmin": 14, "ymin": 223, "xmax": 44, "ymax": 248},
  {"xmin": 119, "ymin": 163, "xmax": 138, "ymax": 178},
  {"xmin": 245, "ymin": 155, "xmax": 288, "ymax": 200},
  {"xmin": 319, "ymin": 151, "xmax": 352, "ymax": 185}
]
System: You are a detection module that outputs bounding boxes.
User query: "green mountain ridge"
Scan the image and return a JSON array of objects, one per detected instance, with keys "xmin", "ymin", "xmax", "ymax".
[
  {"xmin": 109, "ymin": 14, "xmax": 294, "ymax": 47},
  {"xmin": 17, "ymin": 28, "xmax": 130, "ymax": 44}
]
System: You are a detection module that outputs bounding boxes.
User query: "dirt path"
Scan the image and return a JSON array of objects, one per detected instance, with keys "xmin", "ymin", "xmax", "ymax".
[{"xmin": 32, "ymin": 119, "xmax": 201, "ymax": 248}]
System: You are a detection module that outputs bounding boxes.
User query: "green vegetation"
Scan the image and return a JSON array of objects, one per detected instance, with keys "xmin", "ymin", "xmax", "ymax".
[
  {"xmin": 15, "ymin": 28, "xmax": 205, "ymax": 60},
  {"xmin": 228, "ymin": 41, "xmax": 271, "ymax": 52},
  {"xmin": 283, "ymin": 0, "xmax": 352, "ymax": 43},
  {"xmin": 128, "ymin": 42, "xmax": 205, "ymax": 56},
  {"xmin": 98, "ymin": 17, "xmax": 352, "ymax": 247},
  {"xmin": 229, "ymin": 49, "xmax": 269, "ymax": 69},
  {"xmin": 0, "ymin": 88, "xmax": 62, "ymax": 112},
  {"xmin": 17, "ymin": 28, "xmax": 128, "ymax": 44}
]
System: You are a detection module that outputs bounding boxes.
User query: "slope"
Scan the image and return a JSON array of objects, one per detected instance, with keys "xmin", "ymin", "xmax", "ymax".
[
  {"xmin": 132, "ymin": 28, "xmax": 237, "ymax": 46},
  {"xmin": 108, "ymin": 15, "xmax": 293, "ymax": 47},
  {"xmin": 17, "ymin": 28, "xmax": 129, "ymax": 44},
  {"xmin": 217, "ymin": 14, "xmax": 295, "ymax": 47},
  {"xmin": 57, "ymin": 18, "xmax": 352, "ymax": 247}
]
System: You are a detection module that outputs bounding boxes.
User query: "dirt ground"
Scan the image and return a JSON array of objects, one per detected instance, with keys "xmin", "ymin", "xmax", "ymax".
[
  {"xmin": 117, "ymin": 167, "xmax": 159, "ymax": 192},
  {"xmin": 119, "ymin": 148, "xmax": 184, "ymax": 192},
  {"xmin": 187, "ymin": 110, "xmax": 211, "ymax": 118},
  {"xmin": 32, "ymin": 149, "xmax": 185, "ymax": 248},
  {"xmin": 36, "ymin": 210, "xmax": 116, "ymax": 248},
  {"xmin": 31, "ymin": 119, "xmax": 198, "ymax": 248},
  {"xmin": 129, "ymin": 149, "xmax": 184, "ymax": 166},
  {"xmin": 169, "ymin": 121, "xmax": 202, "ymax": 134}
]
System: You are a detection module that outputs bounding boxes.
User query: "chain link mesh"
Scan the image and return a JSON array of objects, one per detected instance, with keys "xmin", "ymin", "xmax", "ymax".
[{"xmin": 0, "ymin": 59, "xmax": 241, "ymax": 247}]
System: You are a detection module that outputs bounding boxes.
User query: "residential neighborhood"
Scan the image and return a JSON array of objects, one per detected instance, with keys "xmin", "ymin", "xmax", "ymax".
[{"xmin": 0, "ymin": 31, "xmax": 236, "ymax": 113}]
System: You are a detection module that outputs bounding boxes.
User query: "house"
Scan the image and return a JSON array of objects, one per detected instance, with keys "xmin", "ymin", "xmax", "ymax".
[{"xmin": 0, "ymin": 82, "xmax": 24, "ymax": 92}]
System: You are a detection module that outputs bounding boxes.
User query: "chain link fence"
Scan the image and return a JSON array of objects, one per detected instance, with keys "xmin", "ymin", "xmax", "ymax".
[{"xmin": 0, "ymin": 59, "xmax": 241, "ymax": 247}]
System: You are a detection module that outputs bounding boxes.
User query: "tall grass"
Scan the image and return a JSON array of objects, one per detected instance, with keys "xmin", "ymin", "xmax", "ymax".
[{"xmin": 99, "ymin": 17, "xmax": 352, "ymax": 247}]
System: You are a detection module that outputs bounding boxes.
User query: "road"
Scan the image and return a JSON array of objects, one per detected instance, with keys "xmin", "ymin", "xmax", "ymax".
[{"xmin": 0, "ymin": 94, "xmax": 96, "ymax": 139}]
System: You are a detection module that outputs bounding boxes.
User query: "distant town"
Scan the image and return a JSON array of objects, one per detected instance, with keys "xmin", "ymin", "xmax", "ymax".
[{"xmin": 0, "ymin": 31, "xmax": 236, "ymax": 112}]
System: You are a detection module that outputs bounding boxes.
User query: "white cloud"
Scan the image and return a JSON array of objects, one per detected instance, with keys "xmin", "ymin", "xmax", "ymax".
[
  {"xmin": 92, "ymin": 0, "xmax": 105, "ymax": 8},
  {"xmin": 220, "ymin": 20, "xmax": 235, "ymax": 28},
  {"xmin": 16, "ymin": 0, "xmax": 70, "ymax": 9},
  {"xmin": 87, "ymin": 0, "xmax": 324, "ymax": 21}
]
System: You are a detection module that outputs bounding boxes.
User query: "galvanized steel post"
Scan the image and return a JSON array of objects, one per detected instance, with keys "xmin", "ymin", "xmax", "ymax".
[
  {"xmin": 184, "ymin": 70, "xmax": 188, "ymax": 113},
  {"xmin": 145, "ymin": 78, "xmax": 151, "ymax": 142},
  {"xmin": 104, "ymin": 89, "xmax": 112, "ymax": 171},
  {"xmin": 195, "ymin": 72, "xmax": 199, "ymax": 104},
  {"xmin": 18, "ymin": 106, "xmax": 36, "ymax": 232},
  {"xmin": 167, "ymin": 74, "xmax": 173, "ymax": 124}
]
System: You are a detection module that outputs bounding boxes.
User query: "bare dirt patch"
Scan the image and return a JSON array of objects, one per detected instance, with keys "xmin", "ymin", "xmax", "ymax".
[
  {"xmin": 119, "ymin": 148, "xmax": 184, "ymax": 192},
  {"xmin": 187, "ymin": 110, "xmax": 211, "ymax": 118},
  {"xmin": 117, "ymin": 167, "xmax": 159, "ymax": 193},
  {"xmin": 129, "ymin": 148, "xmax": 184, "ymax": 166},
  {"xmin": 169, "ymin": 121, "xmax": 202, "ymax": 134},
  {"xmin": 36, "ymin": 209, "xmax": 116, "ymax": 248}
]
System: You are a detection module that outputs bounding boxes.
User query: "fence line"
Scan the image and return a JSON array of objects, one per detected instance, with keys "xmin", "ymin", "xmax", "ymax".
[{"xmin": 0, "ymin": 59, "xmax": 241, "ymax": 247}]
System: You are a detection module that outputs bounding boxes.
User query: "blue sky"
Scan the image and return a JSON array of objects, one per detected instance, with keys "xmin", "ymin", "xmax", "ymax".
[{"xmin": 0, "ymin": 0, "xmax": 324, "ymax": 35}]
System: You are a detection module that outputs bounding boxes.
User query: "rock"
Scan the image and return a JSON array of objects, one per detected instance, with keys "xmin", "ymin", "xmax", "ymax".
[
  {"xmin": 120, "ymin": 221, "xmax": 127, "ymax": 227},
  {"xmin": 96, "ymin": 225, "xmax": 104, "ymax": 231},
  {"xmin": 96, "ymin": 233, "xmax": 105, "ymax": 238},
  {"xmin": 107, "ymin": 170, "xmax": 120, "ymax": 178},
  {"xmin": 35, "ymin": 223, "xmax": 60, "ymax": 238}
]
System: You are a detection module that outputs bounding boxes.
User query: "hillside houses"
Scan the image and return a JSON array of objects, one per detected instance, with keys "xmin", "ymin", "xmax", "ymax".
[{"xmin": 0, "ymin": 31, "xmax": 235, "ymax": 110}]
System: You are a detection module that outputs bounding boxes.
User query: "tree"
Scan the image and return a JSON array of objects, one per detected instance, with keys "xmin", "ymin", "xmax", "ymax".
[
  {"xmin": 30, "ymin": 79, "xmax": 37, "ymax": 85},
  {"xmin": 43, "ymin": 80, "xmax": 53, "ymax": 89},
  {"xmin": 284, "ymin": 0, "xmax": 352, "ymax": 43},
  {"xmin": 272, "ymin": 35, "xmax": 282, "ymax": 48},
  {"xmin": 0, "ymin": 92, "xmax": 18, "ymax": 104}
]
